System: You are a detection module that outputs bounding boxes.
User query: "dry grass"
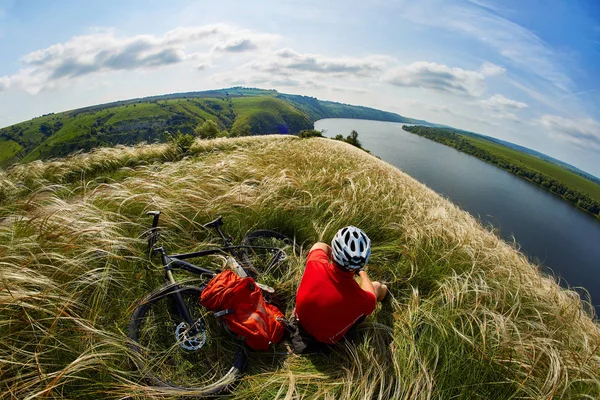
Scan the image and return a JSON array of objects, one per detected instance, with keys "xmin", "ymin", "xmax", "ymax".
[{"xmin": 0, "ymin": 135, "xmax": 599, "ymax": 399}]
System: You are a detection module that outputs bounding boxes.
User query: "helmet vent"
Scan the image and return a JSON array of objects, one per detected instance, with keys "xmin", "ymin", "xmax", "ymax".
[{"xmin": 331, "ymin": 226, "xmax": 371, "ymax": 270}]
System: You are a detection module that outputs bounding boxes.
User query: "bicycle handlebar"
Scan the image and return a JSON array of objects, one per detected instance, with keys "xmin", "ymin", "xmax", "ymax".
[
  {"xmin": 146, "ymin": 211, "xmax": 161, "ymax": 229},
  {"xmin": 202, "ymin": 215, "xmax": 223, "ymax": 229}
]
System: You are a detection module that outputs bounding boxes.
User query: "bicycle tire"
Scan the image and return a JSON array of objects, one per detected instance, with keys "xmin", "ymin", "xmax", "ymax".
[
  {"xmin": 241, "ymin": 230, "xmax": 301, "ymax": 278},
  {"xmin": 128, "ymin": 285, "xmax": 246, "ymax": 397}
]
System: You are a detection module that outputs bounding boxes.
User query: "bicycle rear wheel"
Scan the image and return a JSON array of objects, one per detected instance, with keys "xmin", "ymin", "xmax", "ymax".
[
  {"xmin": 241, "ymin": 230, "xmax": 301, "ymax": 279},
  {"xmin": 128, "ymin": 285, "xmax": 246, "ymax": 397}
]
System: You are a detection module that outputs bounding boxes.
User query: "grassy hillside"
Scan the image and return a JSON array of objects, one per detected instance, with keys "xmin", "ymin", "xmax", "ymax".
[
  {"xmin": 462, "ymin": 132, "xmax": 600, "ymax": 186},
  {"xmin": 0, "ymin": 87, "xmax": 424, "ymax": 166},
  {"xmin": 230, "ymin": 96, "xmax": 312, "ymax": 134},
  {"xmin": 0, "ymin": 139, "xmax": 22, "ymax": 167},
  {"xmin": 1, "ymin": 136, "xmax": 599, "ymax": 399}
]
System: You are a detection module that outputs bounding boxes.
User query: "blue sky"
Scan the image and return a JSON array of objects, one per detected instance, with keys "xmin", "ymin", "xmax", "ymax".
[{"xmin": 0, "ymin": 0, "xmax": 599, "ymax": 175}]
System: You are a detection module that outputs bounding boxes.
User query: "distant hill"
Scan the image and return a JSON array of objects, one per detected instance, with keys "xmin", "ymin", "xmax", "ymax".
[
  {"xmin": 0, "ymin": 87, "xmax": 432, "ymax": 166},
  {"xmin": 482, "ymin": 137, "xmax": 600, "ymax": 186},
  {"xmin": 453, "ymin": 129, "xmax": 600, "ymax": 186}
]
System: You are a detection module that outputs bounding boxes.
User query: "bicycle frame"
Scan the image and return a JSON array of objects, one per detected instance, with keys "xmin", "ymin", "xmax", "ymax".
[
  {"xmin": 148, "ymin": 211, "xmax": 238, "ymax": 277},
  {"xmin": 145, "ymin": 211, "xmax": 285, "ymax": 333},
  {"xmin": 158, "ymin": 245, "xmax": 286, "ymax": 282}
]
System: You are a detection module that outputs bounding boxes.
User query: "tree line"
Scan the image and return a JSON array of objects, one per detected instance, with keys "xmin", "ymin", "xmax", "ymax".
[{"xmin": 402, "ymin": 125, "xmax": 600, "ymax": 218}]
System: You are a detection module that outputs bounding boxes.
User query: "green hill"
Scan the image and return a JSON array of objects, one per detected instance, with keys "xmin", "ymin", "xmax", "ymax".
[
  {"xmin": 0, "ymin": 87, "xmax": 426, "ymax": 166},
  {"xmin": 1, "ymin": 135, "xmax": 599, "ymax": 398},
  {"xmin": 466, "ymin": 135, "xmax": 600, "ymax": 202}
]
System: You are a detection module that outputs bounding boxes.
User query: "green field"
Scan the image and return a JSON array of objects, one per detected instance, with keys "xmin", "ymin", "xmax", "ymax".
[
  {"xmin": 0, "ymin": 139, "xmax": 23, "ymax": 166},
  {"xmin": 466, "ymin": 136, "xmax": 600, "ymax": 203},
  {"xmin": 231, "ymin": 96, "xmax": 311, "ymax": 133}
]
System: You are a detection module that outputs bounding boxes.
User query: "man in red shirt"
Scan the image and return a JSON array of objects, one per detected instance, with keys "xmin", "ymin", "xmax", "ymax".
[{"xmin": 294, "ymin": 226, "xmax": 387, "ymax": 344}]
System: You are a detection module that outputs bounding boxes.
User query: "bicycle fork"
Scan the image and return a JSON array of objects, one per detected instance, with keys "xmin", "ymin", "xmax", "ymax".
[{"xmin": 163, "ymin": 263, "xmax": 204, "ymax": 339}]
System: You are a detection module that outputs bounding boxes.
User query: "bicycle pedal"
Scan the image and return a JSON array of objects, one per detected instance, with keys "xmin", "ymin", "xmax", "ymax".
[{"xmin": 256, "ymin": 282, "xmax": 275, "ymax": 293}]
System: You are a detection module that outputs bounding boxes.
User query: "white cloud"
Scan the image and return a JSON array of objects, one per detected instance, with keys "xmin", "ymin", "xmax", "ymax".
[
  {"xmin": 474, "ymin": 95, "xmax": 528, "ymax": 121},
  {"xmin": 213, "ymin": 38, "xmax": 258, "ymax": 53},
  {"xmin": 426, "ymin": 103, "xmax": 459, "ymax": 116},
  {"xmin": 491, "ymin": 111, "xmax": 520, "ymax": 122},
  {"xmin": 465, "ymin": 0, "xmax": 501, "ymax": 12},
  {"xmin": 482, "ymin": 94, "xmax": 528, "ymax": 110},
  {"xmin": 507, "ymin": 78, "xmax": 566, "ymax": 115},
  {"xmin": 536, "ymin": 115, "xmax": 600, "ymax": 150},
  {"xmin": 163, "ymin": 24, "xmax": 234, "ymax": 44},
  {"xmin": 0, "ymin": 76, "xmax": 9, "ymax": 91},
  {"xmin": 4, "ymin": 24, "xmax": 277, "ymax": 94},
  {"xmin": 479, "ymin": 62, "xmax": 505, "ymax": 77},
  {"xmin": 383, "ymin": 61, "xmax": 502, "ymax": 97},
  {"xmin": 247, "ymin": 48, "xmax": 389, "ymax": 77},
  {"xmin": 212, "ymin": 34, "xmax": 279, "ymax": 53},
  {"xmin": 194, "ymin": 62, "xmax": 211, "ymax": 71},
  {"xmin": 208, "ymin": 46, "xmax": 389, "ymax": 96},
  {"xmin": 396, "ymin": 0, "xmax": 572, "ymax": 91},
  {"xmin": 270, "ymin": 78, "xmax": 302, "ymax": 87}
]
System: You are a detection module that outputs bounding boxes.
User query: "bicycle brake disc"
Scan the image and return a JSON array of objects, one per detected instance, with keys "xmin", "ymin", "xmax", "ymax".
[{"xmin": 175, "ymin": 321, "xmax": 207, "ymax": 351}]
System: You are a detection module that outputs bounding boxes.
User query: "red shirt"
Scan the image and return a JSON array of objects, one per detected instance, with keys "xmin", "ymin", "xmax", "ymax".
[{"xmin": 294, "ymin": 249, "xmax": 377, "ymax": 344}]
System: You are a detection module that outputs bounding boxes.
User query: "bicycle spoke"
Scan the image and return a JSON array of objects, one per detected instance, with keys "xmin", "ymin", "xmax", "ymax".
[{"xmin": 241, "ymin": 231, "xmax": 299, "ymax": 279}]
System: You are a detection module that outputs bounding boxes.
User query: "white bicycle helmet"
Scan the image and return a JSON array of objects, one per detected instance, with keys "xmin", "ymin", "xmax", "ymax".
[{"xmin": 331, "ymin": 226, "xmax": 371, "ymax": 271}]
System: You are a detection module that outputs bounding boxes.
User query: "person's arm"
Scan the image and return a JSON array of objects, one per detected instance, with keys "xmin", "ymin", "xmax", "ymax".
[
  {"xmin": 309, "ymin": 242, "xmax": 332, "ymax": 259},
  {"xmin": 357, "ymin": 270, "xmax": 376, "ymax": 297}
]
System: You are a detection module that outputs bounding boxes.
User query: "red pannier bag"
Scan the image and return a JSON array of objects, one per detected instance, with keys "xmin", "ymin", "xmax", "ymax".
[{"xmin": 200, "ymin": 269, "xmax": 285, "ymax": 350}]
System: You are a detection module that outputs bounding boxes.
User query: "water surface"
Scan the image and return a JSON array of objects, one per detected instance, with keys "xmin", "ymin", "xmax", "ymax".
[{"xmin": 315, "ymin": 118, "xmax": 600, "ymax": 311}]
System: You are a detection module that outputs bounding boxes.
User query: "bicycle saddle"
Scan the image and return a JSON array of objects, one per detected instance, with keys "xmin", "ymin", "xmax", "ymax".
[{"xmin": 203, "ymin": 216, "xmax": 224, "ymax": 228}]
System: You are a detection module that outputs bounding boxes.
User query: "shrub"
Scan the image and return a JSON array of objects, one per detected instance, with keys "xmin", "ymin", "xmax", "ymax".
[
  {"xmin": 298, "ymin": 129, "xmax": 324, "ymax": 138},
  {"xmin": 334, "ymin": 130, "xmax": 364, "ymax": 150},
  {"xmin": 165, "ymin": 130, "xmax": 195, "ymax": 153},
  {"xmin": 194, "ymin": 120, "xmax": 219, "ymax": 139},
  {"xmin": 231, "ymin": 124, "xmax": 251, "ymax": 137}
]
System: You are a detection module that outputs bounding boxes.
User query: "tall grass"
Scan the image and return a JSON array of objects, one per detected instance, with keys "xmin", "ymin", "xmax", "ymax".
[{"xmin": 0, "ymin": 136, "xmax": 599, "ymax": 399}]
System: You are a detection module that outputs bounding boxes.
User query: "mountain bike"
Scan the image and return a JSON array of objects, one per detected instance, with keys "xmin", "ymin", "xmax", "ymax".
[{"xmin": 128, "ymin": 211, "xmax": 300, "ymax": 396}]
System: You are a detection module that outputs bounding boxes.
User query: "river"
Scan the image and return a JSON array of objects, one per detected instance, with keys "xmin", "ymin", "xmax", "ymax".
[{"xmin": 315, "ymin": 118, "xmax": 600, "ymax": 312}]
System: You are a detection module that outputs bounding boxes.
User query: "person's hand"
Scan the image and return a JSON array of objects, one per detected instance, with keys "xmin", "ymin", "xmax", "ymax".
[{"xmin": 355, "ymin": 268, "xmax": 365, "ymax": 276}]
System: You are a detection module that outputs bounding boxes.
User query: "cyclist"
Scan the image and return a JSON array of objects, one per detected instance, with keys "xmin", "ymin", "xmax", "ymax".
[{"xmin": 294, "ymin": 226, "xmax": 387, "ymax": 345}]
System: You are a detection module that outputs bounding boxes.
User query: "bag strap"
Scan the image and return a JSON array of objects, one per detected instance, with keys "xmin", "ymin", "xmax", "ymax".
[
  {"xmin": 277, "ymin": 317, "xmax": 296, "ymax": 334},
  {"xmin": 214, "ymin": 309, "xmax": 235, "ymax": 318}
]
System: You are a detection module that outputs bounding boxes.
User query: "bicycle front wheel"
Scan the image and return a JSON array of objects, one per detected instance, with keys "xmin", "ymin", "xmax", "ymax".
[
  {"xmin": 128, "ymin": 285, "xmax": 246, "ymax": 397},
  {"xmin": 241, "ymin": 230, "xmax": 301, "ymax": 279}
]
